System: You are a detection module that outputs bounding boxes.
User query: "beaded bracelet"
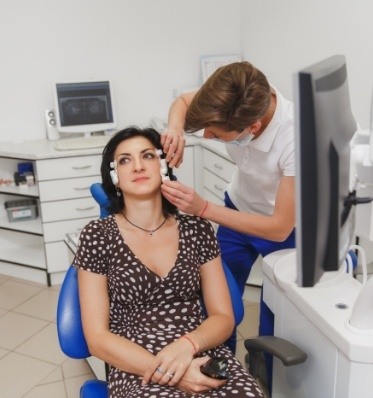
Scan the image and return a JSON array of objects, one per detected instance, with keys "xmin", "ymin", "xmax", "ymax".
[
  {"xmin": 180, "ymin": 335, "xmax": 198, "ymax": 354},
  {"xmin": 198, "ymin": 201, "xmax": 209, "ymax": 218}
]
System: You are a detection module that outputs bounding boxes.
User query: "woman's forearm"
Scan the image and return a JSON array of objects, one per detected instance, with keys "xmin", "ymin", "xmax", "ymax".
[
  {"xmin": 187, "ymin": 313, "xmax": 234, "ymax": 354},
  {"xmin": 86, "ymin": 330, "xmax": 155, "ymax": 376}
]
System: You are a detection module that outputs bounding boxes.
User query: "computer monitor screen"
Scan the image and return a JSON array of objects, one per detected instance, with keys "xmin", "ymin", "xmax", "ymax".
[
  {"xmin": 295, "ymin": 55, "xmax": 357, "ymax": 287},
  {"xmin": 54, "ymin": 80, "xmax": 115, "ymax": 136}
]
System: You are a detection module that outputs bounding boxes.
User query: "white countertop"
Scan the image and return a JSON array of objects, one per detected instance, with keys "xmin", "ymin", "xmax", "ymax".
[
  {"xmin": 262, "ymin": 250, "xmax": 373, "ymax": 363},
  {"xmin": 0, "ymin": 139, "xmax": 104, "ymax": 160},
  {"xmin": 0, "ymin": 134, "xmax": 231, "ymax": 162}
]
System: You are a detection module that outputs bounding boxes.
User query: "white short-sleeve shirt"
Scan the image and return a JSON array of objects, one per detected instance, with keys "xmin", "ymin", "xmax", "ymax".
[{"xmin": 226, "ymin": 87, "xmax": 295, "ymax": 216}]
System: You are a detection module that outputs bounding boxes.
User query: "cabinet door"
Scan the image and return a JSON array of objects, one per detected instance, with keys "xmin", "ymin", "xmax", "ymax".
[
  {"xmin": 45, "ymin": 241, "xmax": 70, "ymax": 273},
  {"xmin": 0, "ymin": 229, "xmax": 46, "ymax": 269},
  {"xmin": 172, "ymin": 146, "xmax": 194, "ymax": 188}
]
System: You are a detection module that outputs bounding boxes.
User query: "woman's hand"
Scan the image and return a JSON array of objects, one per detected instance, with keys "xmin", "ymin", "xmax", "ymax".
[
  {"xmin": 161, "ymin": 180, "xmax": 206, "ymax": 216},
  {"xmin": 142, "ymin": 337, "xmax": 195, "ymax": 386},
  {"xmin": 176, "ymin": 356, "xmax": 227, "ymax": 394},
  {"xmin": 160, "ymin": 128, "xmax": 186, "ymax": 168},
  {"xmin": 143, "ymin": 347, "xmax": 227, "ymax": 395}
]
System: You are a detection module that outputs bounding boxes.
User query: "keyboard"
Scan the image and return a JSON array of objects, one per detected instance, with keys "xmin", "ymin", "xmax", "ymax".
[{"xmin": 54, "ymin": 135, "xmax": 111, "ymax": 151}]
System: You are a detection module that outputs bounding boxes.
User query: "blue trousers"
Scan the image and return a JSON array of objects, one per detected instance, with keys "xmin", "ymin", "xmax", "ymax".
[{"xmin": 217, "ymin": 193, "xmax": 295, "ymax": 391}]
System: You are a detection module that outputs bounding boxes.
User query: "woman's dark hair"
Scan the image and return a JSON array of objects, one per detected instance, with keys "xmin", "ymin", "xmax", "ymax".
[{"xmin": 101, "ymin": 126, "xmax": 177, "ymax": 217}]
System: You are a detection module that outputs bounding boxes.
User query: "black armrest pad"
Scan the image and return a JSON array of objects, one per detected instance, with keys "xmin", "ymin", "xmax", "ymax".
[{"xmin": 244, "ymin": 336, "xmax": 307, "ymax": 366}]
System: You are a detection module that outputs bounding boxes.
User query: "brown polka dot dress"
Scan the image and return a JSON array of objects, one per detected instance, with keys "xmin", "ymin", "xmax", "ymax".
[{"xmin": 74, "ymin": 214, "xmax": 264, "ymax": 398}]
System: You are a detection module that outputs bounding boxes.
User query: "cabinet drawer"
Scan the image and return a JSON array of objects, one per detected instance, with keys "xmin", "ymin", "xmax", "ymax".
[
  {"xmin": 40, "ymin": 197, "xmax": 99, "ymax": 222},
  {"xmin": 39, "ymin": 176, "xmax": 99, "ymax": 202},
  {"xmin": 43, "ymin": 217, "xmax": 96, "ymax": 242},
  {"xmin": 45, "ymin": 241, "xmax": 70, "ymax": 273},
  {"xmin": 36, "ymin": 155, "xmax": 101, "ymax": 181},
  {"xmin": 203, "ymin": 169, "xmax": 228, "ymax": 201},
  {"xmin": 203, "ymin": 149, "xmax": 235, "ymax": 182}
]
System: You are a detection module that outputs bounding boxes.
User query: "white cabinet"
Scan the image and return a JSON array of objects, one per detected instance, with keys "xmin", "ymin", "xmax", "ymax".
[
  {"xmin": 0, "ymin": 139, "xmax": 196, "ymax": 285},
  {"xmin": 38, "ymin": 156, "xmax": 101, "ymax": 282},
  {"xmin": 0, "ymin": 140, "xmax": 102, "ymax": 285},
  {"xmin": 172, "ymin": 145, "xmax": 194, "ymax": 187},
  {"xmin": 201, "ymin": 142, "xmax": 263, "ymax": 287},
  {"xmin": 202, "ymin": 147, "xmax": 235, "ymax": 205}
]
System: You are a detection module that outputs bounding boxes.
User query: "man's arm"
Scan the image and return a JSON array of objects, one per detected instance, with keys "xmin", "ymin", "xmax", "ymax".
[
  {"xmin": 161, "ymin": 91, "xmax": 197, "ymax": 168},
  {"xmin": 161, "ymin": 176, "xmax": 295, "ymax": 241}
]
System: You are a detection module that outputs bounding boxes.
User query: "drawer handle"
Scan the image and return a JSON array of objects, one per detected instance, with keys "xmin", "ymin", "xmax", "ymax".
[
  {"xmin": 73, "ymin": 187, "xmax": 91, "ymax": 191},
  {"xmin": 76, "ymin": 206, "xmax": 95, "ymax": 211},
  {"xmin": 214, "ymin": 184, "xmax": 224, "ymax": 191},
  {"xmin": 213, "ymin": 163, "xmax": 223, "ymax": 170},
  {"xmin": 72, "ymin": 165, "xmax": 92, "ymax": 170}
]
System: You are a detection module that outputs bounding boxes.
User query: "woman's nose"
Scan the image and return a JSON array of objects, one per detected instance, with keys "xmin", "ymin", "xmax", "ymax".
[{"xmin": 133, "ymin": 157, "xmax": 144, "ymax": 171}]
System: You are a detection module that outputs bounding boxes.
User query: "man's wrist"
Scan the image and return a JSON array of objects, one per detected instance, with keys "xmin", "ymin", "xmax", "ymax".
[
  {"xmin": 163, "ymin": 126, "xmax": 184, "ymax": 137},
  {"xmin": 198, "ymin": 201, "xmax": 209, "ymax": 218}
]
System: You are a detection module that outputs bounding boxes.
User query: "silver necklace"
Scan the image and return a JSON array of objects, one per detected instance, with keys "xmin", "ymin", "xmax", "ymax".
[{"xmin": 122, "ymin": 212, "xmax": 167, "ymax": 237}]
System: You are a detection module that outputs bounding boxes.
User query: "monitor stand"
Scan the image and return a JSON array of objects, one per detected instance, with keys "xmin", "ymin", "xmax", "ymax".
[{"xmin": 262, "ymin": 249, "xmax": 373, "ymax": 398}]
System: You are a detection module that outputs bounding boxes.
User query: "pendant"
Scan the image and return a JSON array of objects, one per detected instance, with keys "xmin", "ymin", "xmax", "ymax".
[{"xmin": 149, "ymin": 231, "xmax": 154, "ymax": 237}]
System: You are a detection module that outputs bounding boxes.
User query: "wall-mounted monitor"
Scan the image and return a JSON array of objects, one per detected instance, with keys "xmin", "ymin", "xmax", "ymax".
[{"xmin": 54, "ymin": 80, "xmax": 116, "ymax": 137}]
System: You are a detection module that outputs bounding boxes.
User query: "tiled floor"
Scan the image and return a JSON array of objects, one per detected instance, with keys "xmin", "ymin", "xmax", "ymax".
[{"xmin": 0, "ymin": 273, "xmax": 263, "ymax": 398}]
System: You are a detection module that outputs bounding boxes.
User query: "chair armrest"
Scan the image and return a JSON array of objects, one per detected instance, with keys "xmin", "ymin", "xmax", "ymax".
[{"xmin": 244, "ymin": 336, "xmax": 307, "ymax": 378}]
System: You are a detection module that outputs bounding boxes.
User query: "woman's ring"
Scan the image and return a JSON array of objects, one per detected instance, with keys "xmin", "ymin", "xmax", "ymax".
[
  {"xmin": 166, "ymin": 371, "xmax": 174, "ymax": 378},
  {"xmin": 157, "ymin": 367, "xmax": 165, "ymax": 374}
]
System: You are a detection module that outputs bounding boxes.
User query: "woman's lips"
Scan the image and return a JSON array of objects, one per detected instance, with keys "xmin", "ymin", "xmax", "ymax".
[{"xmin": 133, "ymin": 176, "xmax": 149, "ymax": 182}]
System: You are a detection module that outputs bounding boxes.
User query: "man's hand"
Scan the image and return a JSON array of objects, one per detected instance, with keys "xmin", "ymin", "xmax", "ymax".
[
  {"xmin": 161, "ymin": 128, "xmax": 186, "ymax": 168},
  {"xmin": 161, "ymin": 180, "xmax": 206, "ymax": 216}
]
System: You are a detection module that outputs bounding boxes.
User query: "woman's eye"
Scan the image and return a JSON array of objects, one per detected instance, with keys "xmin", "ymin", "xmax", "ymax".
[
  {"xmin": 117, "ymin": 157, "xmax": 130, "ymax": 165},
  {"xmin": 144, "ymin": 152, "xmax": 156, "ymax": 160}
]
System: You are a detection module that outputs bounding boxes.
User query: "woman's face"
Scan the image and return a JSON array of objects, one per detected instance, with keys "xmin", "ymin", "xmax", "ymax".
[{"xmin": 113, "ymin": 136, "xmax": 162, "ymax": 197}]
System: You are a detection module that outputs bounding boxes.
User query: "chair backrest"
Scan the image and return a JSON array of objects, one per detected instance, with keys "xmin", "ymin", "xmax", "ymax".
[
  {"xmin": 57, "ymin": 265, "xmax": 91, "ymax": 359},
  {"xmin": 90, "ymin": 183, "xmax": 111, "ymax": 218},
  {"xmin": 90, "ymin": 183, "xmax": 244, "ymax": 326}
]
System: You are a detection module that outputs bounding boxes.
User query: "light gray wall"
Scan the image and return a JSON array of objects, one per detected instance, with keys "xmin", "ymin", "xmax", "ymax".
[
  {"xmin": 2, "ymin": 1, "xmax": 372, "ymax": 135},
  {"xmin": 241, "ymin": 0, "xmax": 373, "ymax": 129},
  {"xmin": 0, "ymin": 0, "xmax": 241, "ymax": 142},
  {"xmin": 241, "ymin": 0, "xmax": 373, "ymax": 261}
]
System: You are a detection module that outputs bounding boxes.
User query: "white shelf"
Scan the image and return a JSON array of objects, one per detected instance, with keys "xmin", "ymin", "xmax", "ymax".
[
  {"xmin": 0, "ymin": 215, "xmax": 43, "ymax": 234},
  {"xmin": 0, "ymin": 184, "xmax": 39, "ymax": 197}
]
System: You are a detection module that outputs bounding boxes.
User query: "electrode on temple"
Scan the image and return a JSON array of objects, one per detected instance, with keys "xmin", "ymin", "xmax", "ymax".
[{"xmin": 156, "ymin": 149, "xmax": 170, "ymax": 181}]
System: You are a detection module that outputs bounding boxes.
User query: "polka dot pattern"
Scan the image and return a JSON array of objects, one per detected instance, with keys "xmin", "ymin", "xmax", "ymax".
[{"xmin": 74, "ymin": 214, "xmax": 264, "ymax": 397}]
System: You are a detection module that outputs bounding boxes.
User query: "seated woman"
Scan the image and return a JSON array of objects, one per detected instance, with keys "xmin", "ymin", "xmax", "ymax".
[{"xmin": 74, "ymin": 126, "xmax": 264, "ymax": 397}]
